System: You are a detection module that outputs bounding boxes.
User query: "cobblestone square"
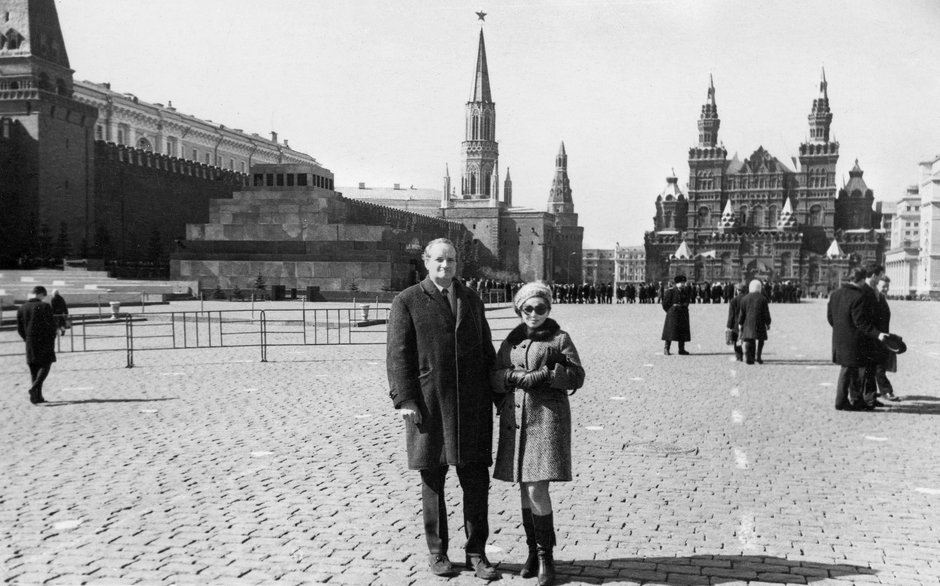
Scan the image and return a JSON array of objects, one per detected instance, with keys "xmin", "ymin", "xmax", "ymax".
[{"xmin": 2, "ymin": 300, "xmax": 938, "ymax": 585}]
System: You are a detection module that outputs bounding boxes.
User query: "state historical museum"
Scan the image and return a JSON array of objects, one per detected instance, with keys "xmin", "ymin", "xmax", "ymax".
[{"xmin": 645, "ymin": 72, "xmax": 885, "ymax": 294}]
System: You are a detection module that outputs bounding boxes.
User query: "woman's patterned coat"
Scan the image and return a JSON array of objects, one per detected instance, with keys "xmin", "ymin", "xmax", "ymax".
[{"xmin": 491, "ymin": 319, "xmax": 585, "ymax": 483}]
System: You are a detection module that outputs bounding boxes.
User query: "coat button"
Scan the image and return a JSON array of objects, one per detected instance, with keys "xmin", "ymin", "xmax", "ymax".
[{"xmin": 516, "ymin": 404, "xmax": 521, "ymax": 409}]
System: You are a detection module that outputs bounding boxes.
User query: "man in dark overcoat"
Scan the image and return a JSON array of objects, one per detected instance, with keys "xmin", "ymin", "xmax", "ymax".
[
  {"xmin": 16, "ymin": 286, "xmax": 58, "ymax": 405},
  {"xmin": 738, "ymin": 279, "xmax": 772, "ymax": 364},
  {"xmin": 827, "ymin": 267, "xmax": 887, "ymax": 411},
  {"xmin": 387, "ymin": 238, "xmax": 498, "ymax": 580},
  {"xmin": 661, "ymin": 274, "xmax": 691, "ymax": 355}
]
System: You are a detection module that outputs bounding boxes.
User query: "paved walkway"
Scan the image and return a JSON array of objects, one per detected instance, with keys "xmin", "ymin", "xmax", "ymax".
[{"xmin": 1, "ymin": 300, "xmax": 938, "ymax": 585}]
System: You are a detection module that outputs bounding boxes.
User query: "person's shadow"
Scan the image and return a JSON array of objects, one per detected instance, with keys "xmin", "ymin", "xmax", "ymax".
[
  {"xmin": 42, "ymin": 397, "xmax": 178, "ymax": 407},
  {"xmin": 500, "ymin": 554, "xmax": 875, "ymax": 584}
]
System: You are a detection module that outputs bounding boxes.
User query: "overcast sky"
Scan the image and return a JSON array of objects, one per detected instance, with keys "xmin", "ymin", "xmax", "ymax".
[{"xmin": 56, "ymin": 0, "xmax": 940, "ymax": 248}]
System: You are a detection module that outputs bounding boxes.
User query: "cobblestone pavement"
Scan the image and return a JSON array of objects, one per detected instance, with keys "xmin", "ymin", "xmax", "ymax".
[{"xmin": 1, "ymin": 299, "xmax": 939, "ymax": 585}]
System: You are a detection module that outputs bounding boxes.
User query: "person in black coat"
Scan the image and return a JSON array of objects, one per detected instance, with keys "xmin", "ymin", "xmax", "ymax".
[
  {"xmin": 738, "ymin": 280, "xmax": 772, "ymax": 364},
  {"xmin": 50, "ymin": 289, "xmax": 69, "ymax": 335},
  {"xmin": 872, "ymin": 275, "xmax": 900, "ymax": 402},
  {"xmin": 827, "ymin": 267, "xmax": 887, "ymax": 411},
  {"xmin": 725, "ymin": 283, "xmax": 746, "ymax": 361},
  {"xmin": 16, "ymin": 286, "xmax": 58, "ymax": 405},
  {"xmin": 386, "ymin": 238, "xmax": 499, "ymax": 580},
  {"xmin": 661, "ymin": 275, "xmax": 691, "ymax": 355}
]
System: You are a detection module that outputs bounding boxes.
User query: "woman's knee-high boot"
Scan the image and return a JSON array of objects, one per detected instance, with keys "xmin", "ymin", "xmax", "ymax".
[
  {"xmin": 520, "ymin": 508, "xmax": 537, "ymax": 578},
  {"xmin": 533, "ymin": 513, "xmax": 556, "ymax": 586}
]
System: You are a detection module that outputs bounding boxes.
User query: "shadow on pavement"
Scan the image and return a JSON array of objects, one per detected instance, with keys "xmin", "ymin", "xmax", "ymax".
[
  {"xmin": 761, "ymin": 359, "xmax": 831, "ymax": 366},
  {"xmin": 900, "ymin": 395, "xmax": 940, "ymax": 402},
  {"xmin": 498, "ymin": 555, "xmax": 876, "ymax": 585},
  {"xmin": 882, "ymin": 401, "xmax": 940, "ymax": 415},
  {"xmin": 42, "ymin": 397, "xmax": 179, "ymax": 407}
]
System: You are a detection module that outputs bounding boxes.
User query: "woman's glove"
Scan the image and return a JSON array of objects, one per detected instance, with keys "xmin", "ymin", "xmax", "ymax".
[
  {"xmin": 517, "ymin": 366, "xmax": 552, "ymax": 390},
  {"xmin": 504, "ymin": 369, "xmax": 526, "ymax": 389}
]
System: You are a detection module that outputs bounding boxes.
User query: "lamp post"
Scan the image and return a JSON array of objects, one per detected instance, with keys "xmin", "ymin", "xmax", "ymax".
[{"xmin": 567, "ymin": 251, "xmax": 578, "ymax": 283}]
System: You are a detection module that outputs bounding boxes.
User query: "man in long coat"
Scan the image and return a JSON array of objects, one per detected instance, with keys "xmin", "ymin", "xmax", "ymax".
[
  {"xmin": 661, "ymin": 275, "xmax": 691, "ymax": 355},
  {"xmin": 827, "ymin": 267, "xmax": 887, "ymax": 411},
  {"xmin": 738, "ymin": 279, "xmax": 772, "ymax": 364},
  {"xmin": 387, "ymin": 238, "xmax": 498, "ymax": 580},
  {"xmin": 16, "ymin": 286, "xmax": 58, "ymax": 405},
  {"xmin": 726, "ymin": 283, "xmax": 746, "ymax": 361}
]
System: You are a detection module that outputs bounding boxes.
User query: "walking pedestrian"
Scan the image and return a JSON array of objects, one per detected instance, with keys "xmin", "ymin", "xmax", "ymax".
[
  {"xmin": 726, "ymin": 283, "xmax": 746, "ymax": 361},
  {"xmin": 738, "ymin": 280, "xmax": 772, "ymax": 365},
  {"xmin": 386, "ymin": 238, "xmax": 499, "ymax": 580},
  {"xmin": 492, "ymin": 282, "xmax": 585, "ymax": 586},
  {"xmin": 16, "ymin": 286, "xmax": 58, "ymax": 405}
]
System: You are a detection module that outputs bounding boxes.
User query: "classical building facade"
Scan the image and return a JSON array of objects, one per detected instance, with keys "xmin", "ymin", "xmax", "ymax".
[
  {"xmin": 884, "ymin": 185, "xmax": 921, "ymax": 297},
  {"xmin": 74, "ymin": 81, "xmax": 315, "ymax": 173},
  {"xmin": 439, "ymin": 26, "xmax": 584, "ymax": 282},
  {"xmin": 915, "ymin": 155, "xmax": 940, "ymax": 298},
  {"xmin": 645, "ymin": 72, "xmax": 886, "ymax": 293}
]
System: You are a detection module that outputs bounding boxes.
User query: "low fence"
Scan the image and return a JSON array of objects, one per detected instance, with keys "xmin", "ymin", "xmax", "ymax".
[{"xmin": 0, "ymin": 307, "xmax": 391, "ymax": 368}]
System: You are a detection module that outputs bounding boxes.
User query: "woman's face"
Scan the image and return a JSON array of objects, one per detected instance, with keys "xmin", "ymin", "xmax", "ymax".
[{"xmin": 520, "ymin": 298, "xmax": 550, "ymax": 330}]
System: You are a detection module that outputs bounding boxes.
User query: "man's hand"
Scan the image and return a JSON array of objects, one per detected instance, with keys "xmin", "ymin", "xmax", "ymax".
[{"xmin": 399, "ymin": 400, "xmax": 422, "ymax": 425}]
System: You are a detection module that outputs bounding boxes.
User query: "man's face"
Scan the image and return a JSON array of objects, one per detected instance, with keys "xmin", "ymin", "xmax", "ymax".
[
  {"xmin": 876, "ymin": 280, "xmax": 889, "ymax": 295},
  {"xmin": 676, "ymin": 281, "xmax": 687, "ymax": 289},
  {"xmin": 424, "ymin": 243, "xmax": 457, "ymax": 286},
  {"xmin": 866, "ymin": 271, "xmax": 884, "ymax": 287}
]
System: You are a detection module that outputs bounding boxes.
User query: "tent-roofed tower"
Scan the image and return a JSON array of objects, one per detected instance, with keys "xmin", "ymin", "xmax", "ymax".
[
  {"xmin": 548, "ymin": 141, "xmax": 574, "ymax": 215},
  {"xmin": 0, "ymin": 0, "xmax": 98, "ymax": 265},
  {"xmin": 456, "ymin": 27, "xmax": 498, "ymax": 206}
]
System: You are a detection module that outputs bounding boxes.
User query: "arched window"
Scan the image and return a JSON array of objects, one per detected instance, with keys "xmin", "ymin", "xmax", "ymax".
[
  {"xmin": 698, "ymin": 206, "xmax": 710, "ymax": 227},
  {"xmin": 471, "ymin": 114, "xmax": 479, "ymax": 140},
  {"xmin": 768, "ymin": 205, "xmax": 778, "ymax": 227},
  {"xmin": 739, "ymin": 205, "xmax": 748, "ymax": 226},
  {"xmin": 809, "ymin": 205, "xmax": 823, "ymax": 226},
  {"xmin": 752, "ymin": 205, "xmax": 765, "ymax": 228},
  {"xmin": 664, "ymin": 211, "xmax": 673, "ymax": 228},
  {"xmin": 780, "ymin": 252, "xmax": 792, "ymax": 277},
  {"xmin": 136, "ymin": 137, "xmax": 153, "ymax": 152},
  {"xmin": 470, "ymin": 173, "xmax": 476, "ymax": 195}
]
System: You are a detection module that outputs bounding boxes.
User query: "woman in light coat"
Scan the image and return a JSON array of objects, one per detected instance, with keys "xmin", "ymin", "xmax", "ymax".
[{"xmin": 492, "ymin": 282, "xmax": 585, "ymax": 586}]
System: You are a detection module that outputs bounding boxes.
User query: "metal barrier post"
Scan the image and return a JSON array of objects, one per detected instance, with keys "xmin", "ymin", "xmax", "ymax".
[
  {"xmin": 259, "ymin": 310, "xmax": 267, "ymax": 362},
  {"xmin": 125, "ymin": 315, "xmax": 135, "ymax": 368}
]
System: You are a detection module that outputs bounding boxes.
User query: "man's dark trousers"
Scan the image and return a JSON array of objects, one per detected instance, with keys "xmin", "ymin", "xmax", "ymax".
[
  {"xmin": 27, "ymin": 362, "xmax": 51, "ymax": 402},
  {"xmin": 420, "ymin": 463, "xmax": 489, "ymax": 556},
  {"xmin": 835, "ymin": 366, "xmax": 864, "ymax": 409}
]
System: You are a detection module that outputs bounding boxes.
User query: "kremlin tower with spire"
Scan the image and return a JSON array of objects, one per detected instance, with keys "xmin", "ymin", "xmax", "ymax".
[
  {"xmin": 645, "ymin": 70, "xmax": 885, "ymax": 294},
  {"xmin": 442, "ymin": 20, "xmax": 583, "ymax": 282}
]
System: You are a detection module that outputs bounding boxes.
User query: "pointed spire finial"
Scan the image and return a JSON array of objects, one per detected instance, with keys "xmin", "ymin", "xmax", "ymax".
[
  {"xmin": 707, "ymin": 74, "xmax": 716, "ymax": 105},
  {"xmin": 819, "ymin": 66, "xmax": 828, "ymax": 99},
  {"xmin": 471, "ymin": 28, "xmax": 492, "ymax": 103},
  {"xmin": 558, "ymin": 141, "xmax": 566, "ymax": 156}
]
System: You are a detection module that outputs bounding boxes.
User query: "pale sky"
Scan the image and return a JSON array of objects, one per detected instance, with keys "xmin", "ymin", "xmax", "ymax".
[{"xmin": 56, "ymin": 0, "xmax": 940, "ymax": 248}]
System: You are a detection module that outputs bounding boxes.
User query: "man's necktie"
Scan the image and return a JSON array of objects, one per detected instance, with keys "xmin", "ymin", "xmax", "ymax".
[{"xmin": 442, "ymin": 288, "xmax": 455, "ymax": 315}]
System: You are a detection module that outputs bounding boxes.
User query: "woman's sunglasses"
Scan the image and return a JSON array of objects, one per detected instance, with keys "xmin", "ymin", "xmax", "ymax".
[{"xmin": 521, "ymin": 304, "xmax": 549, "ymax": 315}]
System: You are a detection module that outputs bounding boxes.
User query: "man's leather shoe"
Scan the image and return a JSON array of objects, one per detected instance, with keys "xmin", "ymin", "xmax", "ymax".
[
  {"xmin": 678, "ymin": 350, "xmax": 690, "ymax": 355},
  {"xmin": 466, "ymin": 554, "xmax": 498, "ymax": 581},
  {"xmin": 871, "ymin": 399, "xmax": 886, "ymax": 407},
  {"xmin": 428, "ymin": 553, "xmax": 456, "ymax": 577},
  {"xmin": 755, "ymin": 358, "xmax": 764, "ymax": 364}
]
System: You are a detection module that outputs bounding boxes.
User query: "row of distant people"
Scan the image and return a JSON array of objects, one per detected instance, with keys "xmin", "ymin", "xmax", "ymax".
[{"xmin": 463, "ymin": 277, "xmax": 804, "ymax": 305}]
